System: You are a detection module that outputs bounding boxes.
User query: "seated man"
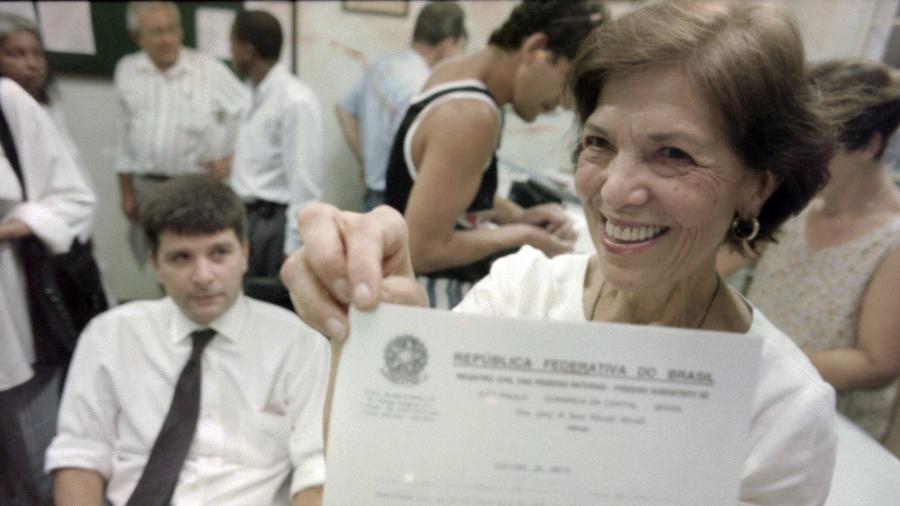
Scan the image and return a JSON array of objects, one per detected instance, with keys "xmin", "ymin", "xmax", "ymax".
[{"xmin": 45, "ymin": 175, "xmax": 328, "ymax": 506}]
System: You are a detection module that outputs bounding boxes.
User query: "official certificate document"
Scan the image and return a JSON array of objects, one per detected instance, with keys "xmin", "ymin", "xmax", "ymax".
[{"xmin": 324, "ymin": 304, "xmax": 763, "ymax": 505}]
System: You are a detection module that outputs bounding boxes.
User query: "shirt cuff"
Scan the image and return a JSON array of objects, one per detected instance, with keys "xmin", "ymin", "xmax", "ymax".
[
  {"xmin": 44, "ymin": 433, "xmax": 113, "ymax": 478},
  {"xmin": 8, "ymin": 201, "xmax": 76, "ymax": 254},
  {"xmin": 290, "ymin": 452, "xmax": 326, "ymax": 497}
]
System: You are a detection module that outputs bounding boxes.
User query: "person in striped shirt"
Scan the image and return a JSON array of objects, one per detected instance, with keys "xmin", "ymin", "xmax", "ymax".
[{"xmin": 114, "ymin": 1, "xmax": 248, "ymax": 266}]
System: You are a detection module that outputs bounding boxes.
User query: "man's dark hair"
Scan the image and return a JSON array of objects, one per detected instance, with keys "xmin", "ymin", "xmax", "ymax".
[
  {"xmin": 412, "ymin": 2, "xmax": 466, "ymax": 46},
  {"xmin": 488, "ymin": 0, "xmax": 608, "ymax": 60},
  {"xmin": 140, "ymin": 175, "xmax": 247, "ymax": 254},
  {"xmin": 233, "ymin": 9, "xmax": 282, "ymax": 61}
]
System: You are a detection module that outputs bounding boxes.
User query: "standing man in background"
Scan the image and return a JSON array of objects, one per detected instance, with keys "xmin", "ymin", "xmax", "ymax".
[
  {"xmin": 336, "ymin": 1, "xmax": 467, "ymax": 211},
  {"xmin": 115, "ymin": 1, "xmax": 248, "ymax": 266},
  {"xmin": 229, "ymin": 10, "xmax": 323, "ymax": 302}
]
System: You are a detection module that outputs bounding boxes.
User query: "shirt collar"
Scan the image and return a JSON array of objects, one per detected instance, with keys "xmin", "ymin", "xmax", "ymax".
[
  {"xmin": 254, "ymin": 63, "xmax": 288, "ymax": 100},
  {"xmin": 169, "ymin": 293, "xmax": 248, "ymax": 344},
  {"xmin": 137, "ymin": 49, "xmax": 188, "ymax": 77}
]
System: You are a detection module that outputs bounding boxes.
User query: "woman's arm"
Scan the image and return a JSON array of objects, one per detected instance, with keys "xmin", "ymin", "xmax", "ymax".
[{"xmin": 806, "ymin": 245, "xmax": 900, "ymax": 391}]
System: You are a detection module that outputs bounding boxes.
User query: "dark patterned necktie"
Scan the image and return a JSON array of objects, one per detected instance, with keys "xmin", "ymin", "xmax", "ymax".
[{"xmin": 126, "ymin": 328, "xmax": 216, "ymax": 506}]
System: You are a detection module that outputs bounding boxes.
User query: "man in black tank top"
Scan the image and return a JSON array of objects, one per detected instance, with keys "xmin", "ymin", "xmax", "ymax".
[{"xmin": 382, "ymin": 1, "xmax": 608, "ymax": 308}]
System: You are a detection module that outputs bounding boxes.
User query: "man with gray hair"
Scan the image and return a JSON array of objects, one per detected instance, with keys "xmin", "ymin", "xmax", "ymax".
[
  {"xmin": 336, "ymin": 1, "xmax": 467, "ymax": 211},
  {"xmin": 115, "ymin": 1, "xmax": 248, "ymax": 266}
]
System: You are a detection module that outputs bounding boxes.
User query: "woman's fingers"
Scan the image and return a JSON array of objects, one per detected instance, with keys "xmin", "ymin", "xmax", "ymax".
[
  {"xmin": 342, "ymin": 205, "xmax": 412, "ymax": 310},
  {"xmin": 281, "ymin": 250, "xmax": 350, "ymax": 341},
  {"xmin": 282, "ymin": 202, "xmax": 420, "ymax": 339},
  {"xmin": 296, "ymin": 203, "xmax": 353, "ymax": 302}
]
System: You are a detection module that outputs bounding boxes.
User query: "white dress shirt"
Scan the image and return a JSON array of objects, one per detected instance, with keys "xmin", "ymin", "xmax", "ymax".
[
  {"xmin": 455, "ymin": 246, "xmax": 838, "ymax": 506},
  {"xmin": 339, "ymin": 48, "xmax": 429, "ymax": 192},
  {"xmin": 229, "ymin": 64, "xmax": 323, "ymax": 255},
  {"xmin": 114, "ymin": 49, "xmax": 249, "ymax": 177},
  {"xmin": 45, "ymin": 295, "xmax": 330, "ymax": 505},
  {"xmin": 0, "ymin": 78, "xmax": 95, "ymax": 389}
]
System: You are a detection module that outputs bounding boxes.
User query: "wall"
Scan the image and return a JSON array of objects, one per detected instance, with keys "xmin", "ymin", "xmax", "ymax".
[{"xmin": 47, "ymin": 0, "xmax": 891, "ymax": 302}]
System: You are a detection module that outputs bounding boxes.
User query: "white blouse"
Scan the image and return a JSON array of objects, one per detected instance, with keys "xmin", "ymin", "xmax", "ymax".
[{"xmin": 456, "ymin": 246, "xmax": 837, "ymax": 506}]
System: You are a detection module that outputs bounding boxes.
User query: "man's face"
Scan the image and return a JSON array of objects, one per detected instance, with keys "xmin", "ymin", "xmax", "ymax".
[
  {"xmin": 134, "ymin": 6, "xmax": 182, "ymax": 71},
  {"xmin": 229, "ymin": 33, "xmax": 252, "ymax": 75},
  {"xmin": 511, "ymin": 52, "xmax": 572, "ymax": 123},
  {"xmin": 151, "ymin": 229, "xmax": 247, "ymax": 325}
]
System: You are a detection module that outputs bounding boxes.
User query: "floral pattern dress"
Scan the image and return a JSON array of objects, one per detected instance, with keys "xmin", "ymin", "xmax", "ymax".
[{"xmin": 748, "ymin": 208, "xmax": 900, "ymax": 440}]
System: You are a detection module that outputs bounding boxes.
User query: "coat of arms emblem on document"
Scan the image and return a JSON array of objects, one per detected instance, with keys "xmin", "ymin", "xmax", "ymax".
[{"xmin": 381, "ymin": 335, "xmax": 429, "ymax": 386}]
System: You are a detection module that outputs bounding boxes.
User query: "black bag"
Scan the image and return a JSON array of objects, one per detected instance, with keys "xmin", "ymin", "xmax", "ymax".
[
  {"xmin": 508, "ymin": 178, "xmax": 564, "ymax": 208},
  {"xmin": 1, "ymin": 95, "xmax": 108, "ymax": 365}
]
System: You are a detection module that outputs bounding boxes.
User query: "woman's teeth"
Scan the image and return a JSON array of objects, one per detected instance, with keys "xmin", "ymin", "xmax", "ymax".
[{"xmin": 605, "ymin": 222, "xmax": 665, "ymax": 243}]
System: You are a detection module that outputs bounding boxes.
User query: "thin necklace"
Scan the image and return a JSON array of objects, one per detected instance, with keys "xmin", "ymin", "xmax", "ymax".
[{"xmin": 590, "ymin": 274, "xmax": 722, "ymax": 329}]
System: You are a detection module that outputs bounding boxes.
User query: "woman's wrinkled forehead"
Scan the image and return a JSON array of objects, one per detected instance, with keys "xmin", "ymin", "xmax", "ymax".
[{"xmin": 590, "ymin": 66, "xmax": 729, "ymax": 138}]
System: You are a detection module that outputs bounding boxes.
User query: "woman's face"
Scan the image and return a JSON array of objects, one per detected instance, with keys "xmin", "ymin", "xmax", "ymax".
[
  {"xmin": 575, "ymin": 66, "xmax": 774, "ymax": 291},
  {"xmin": 0, "ymin": 30, "xmax": 47, "ymax": 99}
]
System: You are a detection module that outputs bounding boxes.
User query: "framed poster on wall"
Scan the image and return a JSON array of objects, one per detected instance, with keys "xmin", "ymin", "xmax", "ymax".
[
  {"xmin": 0, "ymin": 1, "xmax": 297, "ymax": 77},
  {"xmin": 342, "ymin": 1, "xmax": 408, "ymax": 18}
]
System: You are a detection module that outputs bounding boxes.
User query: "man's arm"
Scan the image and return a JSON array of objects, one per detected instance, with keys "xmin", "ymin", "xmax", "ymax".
[
  {"xmin": 336, "ymin": 75, "xmax": 366, "ymax": 169},
  {"xmin": 118, "ymin": 173, "xmax": 137, "ymax": 219},
  {"xmin": 112, "ymin": 58, "xmax": 141, "ymax": 219},
  {"xmin": 292, "ymin": 485, "xmax": 323, "ymax": 506},
  {"xmin": 53, "ymin": 468, "xmax": 105, "ymax": 506},
  {"xmin": 44, "ymin": 317, "xmax": 117, "ymax": 502},
  {"xmin": 404, "ymin": 101, "xmax": 573, "ymax": 274},
  {"xmin": 335, "ymin": 104, "xmax": 363, "ymax": 167},
  {"xmin": 493, "ymin": 194, "xmax": 575, "ymax": 240}
]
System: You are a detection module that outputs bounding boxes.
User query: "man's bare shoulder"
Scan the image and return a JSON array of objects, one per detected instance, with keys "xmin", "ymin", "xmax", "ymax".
[{"xmin": 421, "ymin": 97, "xmax": 500, "ymax": 140}]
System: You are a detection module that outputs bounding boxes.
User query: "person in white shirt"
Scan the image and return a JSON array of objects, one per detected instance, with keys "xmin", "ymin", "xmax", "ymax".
[
  {"xmin": 229, "ymin": 10, "xmax": 323, "ymax": 280},
  {"xmin": 47, "ymin": 175, "xmax": 329, "ymax": 506},
  {"xmin": 281, "ymin": 1, "xmax": 838, "ymax": 504},
  {"xmin": 0, "ymin": 77, "xmax": 95, "ymax": 505},
  {"xmin": 115, "ymin": 2, "xmax": 248, "ymax": 265},
  {"xmin": 335, "ymin": 1, "xmax": 467, "ymax": 211},
  {"xmin": 0, "ymin": 13, "xmax": 94, "ymax": 199},
  {"xmin": 0, "ymin": 12, "xmax": 115, "ymax": 303}
]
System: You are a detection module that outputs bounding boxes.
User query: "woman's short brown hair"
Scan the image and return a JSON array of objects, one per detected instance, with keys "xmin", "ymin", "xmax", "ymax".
[
  {"xmin": 569, "ymin": 0, "xmax": 833, "ymax": 252},
  {"xmin": 809, "ymin": 58, "xmax": 900, "ymax": 158}
]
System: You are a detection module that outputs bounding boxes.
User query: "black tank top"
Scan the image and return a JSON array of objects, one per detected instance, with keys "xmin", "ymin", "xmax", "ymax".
[{"xmin": 384, "ymin": 82, "xmax": 501, "ymax": 282}]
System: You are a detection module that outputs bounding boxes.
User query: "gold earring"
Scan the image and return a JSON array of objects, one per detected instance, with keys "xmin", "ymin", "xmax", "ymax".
[{"xmin": 731, "ymin": 216, "xmax": 760, "ymax": 242}]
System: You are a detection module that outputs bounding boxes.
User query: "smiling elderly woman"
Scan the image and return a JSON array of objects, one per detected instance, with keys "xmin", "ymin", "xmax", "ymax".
[{"xmin": 281, "ymin": 1, "xmax": 836, "ymax": 504}]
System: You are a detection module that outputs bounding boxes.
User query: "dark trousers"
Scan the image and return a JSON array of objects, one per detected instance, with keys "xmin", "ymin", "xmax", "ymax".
[
  {"xmin": 244, "ymin": 200, "xmax": 293, "ymax": 309},
  {"xmin": 0, "ymin": 365, "xmax": 62, "ymax": 506},
  {"xmin": 245, "ymin": 200, "xmax": 287, "ymax": 278}
]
